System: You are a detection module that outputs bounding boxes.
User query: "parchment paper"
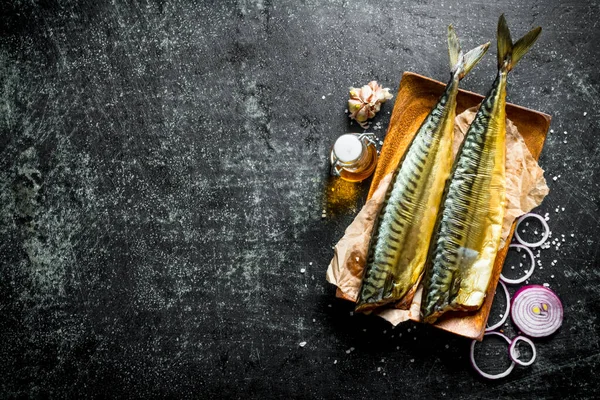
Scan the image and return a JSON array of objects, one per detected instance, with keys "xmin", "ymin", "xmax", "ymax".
[{"xmin": 325, "ymin": 107, "xmax": 549, "ymax": 325}]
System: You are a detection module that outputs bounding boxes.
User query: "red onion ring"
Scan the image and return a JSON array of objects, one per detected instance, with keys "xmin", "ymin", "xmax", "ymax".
[
  {"xmin": 514, "ymin": 213, "xmax": 549, "ymax": 248},
  {"xmin": 511, "ymin": 285, "xmax": 563, "ymax": 338},
  {"xmin": 470, "ymin": 332, "xmax": 515, "ymax": 379},
  {"xmin": 500, "ymin": 244, "xmax": 535, "ymax": 285},
  {"xmin": 485, "ymin": 281, "xmax": 510, "ymax": 331},
  {"xmin": 509, "ymin": 335, "xmax": 537, "ymax": 367}
]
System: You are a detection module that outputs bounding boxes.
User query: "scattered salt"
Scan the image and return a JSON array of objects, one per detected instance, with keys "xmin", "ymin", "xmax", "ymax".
[
  {"xmin": 583, "ymin": 111, "xmax": 587, "ymax": 116},
  {"xmin": 334, "ymin": 359, "xmax": 338, "ymax": 364},
  {"xmin": 551, "ymin": 275, "xmax": 555, "ymax": 278},
  {"xmin": 553, "ymin": 176, "xmax": 558, "ymax": 181},
  {"xmin": 561, "ymin": 207, "xmax": 565, "ymax": 211},
  {"xmin": 299, "ymin": 341, "xmax": 307, "ymax": 347},
  {"xmin": 309, "ymin": 262, "xmax": 313, "ymax": 266},
  {"xmin": 543, "ymin": 283, "xmax": 550, "ymax": 287},
  {"xmin": 300, "ymin": 268, "xmax": 306, "ymax": 273},
  {"xmin": 322, "ymin": 95, "xmax": 326, "ymax": 99}
]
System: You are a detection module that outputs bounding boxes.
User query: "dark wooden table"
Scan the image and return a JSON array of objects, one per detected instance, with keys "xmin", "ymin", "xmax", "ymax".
[{"xmin": 1, "ymin": 1, "xmax": 598, "ymax": 398}]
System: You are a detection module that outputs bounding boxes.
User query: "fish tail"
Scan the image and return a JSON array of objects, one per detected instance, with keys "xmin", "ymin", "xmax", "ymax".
[
  {"xmin": 497, "ymin": 14, "xmax": 542, "ymax": 73},
  {"xmin": 448, "ymin": 25, "xmax": 490, "ymax": 80}
]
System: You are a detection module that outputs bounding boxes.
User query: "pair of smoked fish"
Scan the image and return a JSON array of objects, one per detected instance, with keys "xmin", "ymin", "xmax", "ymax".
[{"xmin": 356, "ymin": 15, "xmax": 542, "ymax": 324}]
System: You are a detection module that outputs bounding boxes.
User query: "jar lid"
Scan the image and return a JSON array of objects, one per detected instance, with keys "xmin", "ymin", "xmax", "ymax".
[{"xmin": 333, "ymin": 134, "xmax": 363, "ymax": 163}]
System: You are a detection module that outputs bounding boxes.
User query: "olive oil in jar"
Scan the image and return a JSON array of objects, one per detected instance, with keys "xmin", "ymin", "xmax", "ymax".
[{"xmin": 330, "ymin": 133, "xmax": 378, "ymax": 182}]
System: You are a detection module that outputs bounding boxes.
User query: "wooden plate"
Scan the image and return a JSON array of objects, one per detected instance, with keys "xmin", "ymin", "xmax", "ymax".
[{"xmin": 368, "ymin": 72, "xmax": 551, "ymax": 340}]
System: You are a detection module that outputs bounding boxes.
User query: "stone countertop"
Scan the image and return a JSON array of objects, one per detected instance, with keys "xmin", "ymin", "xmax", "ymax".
[{"xmin": 1, "ymin": 1, "xmax": 598, "ymax": 398}]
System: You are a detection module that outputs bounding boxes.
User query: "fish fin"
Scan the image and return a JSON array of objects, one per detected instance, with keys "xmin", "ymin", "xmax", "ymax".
[
  {"xmin": 447, "ymin": 25, "xmax": 461, "ymax": 72},
  {"xmin": 497, "ymin": 14, "xmax": 541, "ymax": 72},
  {"xmin": 448, "ymin": 25, "xmax": 490, "ymax": 79},
  {"xmin": 460, "ymin": 42, "xmax": 490, "ymax": 79},
  {"xmin": 512, "ymin": 26, "xmax": 542, "ymax": 67}
]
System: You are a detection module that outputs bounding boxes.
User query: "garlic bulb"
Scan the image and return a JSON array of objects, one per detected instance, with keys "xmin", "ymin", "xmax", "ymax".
[{"xmin": 348, "ymin": 81, "xmax": 393, "ymax": 128}]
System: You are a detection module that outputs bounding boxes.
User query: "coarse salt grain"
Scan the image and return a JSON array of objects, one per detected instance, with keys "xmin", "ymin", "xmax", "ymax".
[
  {"xmin": 299, "ymin": 341, "xmax": 307, "ymax": 347},
  {"xmin": 300, "ymin": 268, "xmax": 306, "ymax": 273}
]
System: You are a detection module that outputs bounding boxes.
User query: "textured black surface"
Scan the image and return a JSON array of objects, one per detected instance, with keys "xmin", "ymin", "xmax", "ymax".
[{"xmin": 1, "ymin": 1, "xmax": 599, "ymax": 398}]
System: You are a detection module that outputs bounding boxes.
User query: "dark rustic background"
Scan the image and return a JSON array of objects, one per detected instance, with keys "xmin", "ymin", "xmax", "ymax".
[{"xmin": 1, "ymin": 0, "xmax": 599, "ymax": 398}]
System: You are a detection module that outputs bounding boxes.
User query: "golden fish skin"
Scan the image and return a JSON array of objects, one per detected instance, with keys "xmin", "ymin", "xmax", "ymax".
[
  {"xmin": 421, "ymin": 15, "xmax": 542, "ymax": 323},
  {"xmin": 355, "ymin": 28, "xmax": 489, "ymax": 313}
]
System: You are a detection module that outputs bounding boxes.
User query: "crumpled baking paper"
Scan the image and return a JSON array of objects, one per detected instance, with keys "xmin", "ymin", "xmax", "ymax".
[{"xmin": 325, "ymin": 107, "xmax": 549, "ymax": 325}]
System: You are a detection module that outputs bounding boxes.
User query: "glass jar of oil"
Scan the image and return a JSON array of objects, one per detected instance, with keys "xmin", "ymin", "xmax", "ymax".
[{"xmin": 330, "ymin": 133, "xmax": 378, "ymax": 182}]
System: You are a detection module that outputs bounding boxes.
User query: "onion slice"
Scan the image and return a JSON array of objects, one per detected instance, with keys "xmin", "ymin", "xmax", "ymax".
[
  {"xmin": 514, "ymin": 213, "xmax": 549, "ymax": 248},
  {"xmin": 501, "ymin": 244, "xmax": 535, "ymax": 285},
  {"xmin": 486, "ymin": 281, "xmax": 510, "ymax": 331},
  {"xmin": 511, "ymin": 285, "xmax": 563, "ymax": 338},
  {"xmin": 509, "ymin": 335, "xmax": 537, "ymax": 367},
  {"xmin": 470, "ymin": 332, "xmax": 515, "ymax": 380}
]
